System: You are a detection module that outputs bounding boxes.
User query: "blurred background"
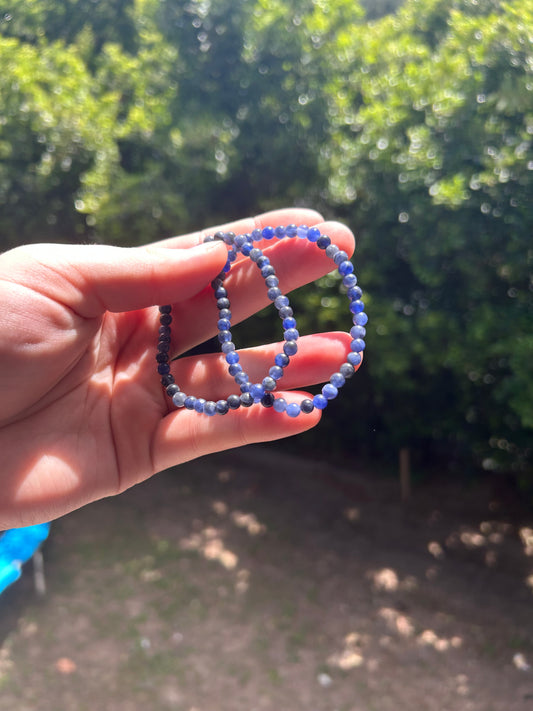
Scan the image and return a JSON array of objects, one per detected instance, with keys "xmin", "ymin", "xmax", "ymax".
[{"xmin": 0, "ymin": 1, "xmax": 532, "ymax": 709}]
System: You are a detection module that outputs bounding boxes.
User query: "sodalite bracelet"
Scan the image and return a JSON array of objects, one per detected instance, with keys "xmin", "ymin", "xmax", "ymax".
[{"xmin": 157, "ymin": 224, "xmax": 367, "ymax": 417}]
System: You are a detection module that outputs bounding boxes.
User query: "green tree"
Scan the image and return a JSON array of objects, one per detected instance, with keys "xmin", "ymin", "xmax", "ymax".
[{"xmin": 323, "ymin": 0, "xmax": 533, "ymax": 475}]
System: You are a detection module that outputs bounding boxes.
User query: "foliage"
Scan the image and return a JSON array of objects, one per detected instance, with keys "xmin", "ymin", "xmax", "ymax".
[{"xmin": 0, "ymin": 0, "xmax": 531, "ymax": 479}]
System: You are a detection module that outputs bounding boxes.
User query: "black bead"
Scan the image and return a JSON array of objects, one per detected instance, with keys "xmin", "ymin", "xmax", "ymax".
[
  {"xmin": 159, "ymin": 325, "xmax": 171, "ymax": 337},
  {"xmin": 159, "ymin": 313, "xmax": 172, "ymax": 326},
  {"xmin": 166, "ymin": 384, "xmax": 181, "ymax": 397},
  {"xmin": 156, "ymin": 352, "xmax": 169, "ymax": 364},
  {"xmin": 240, "ymin": 392, "xmax": 254, "ymax": 407},
  {"xmin": 157, "ymin": 363, "xmax": 171, "ymax": 375},
  {"xmin": 161, "ymin": 374, "xmax": 175, "ymax": 387},
  {"xmin": 157, "ymin": 340, "xmax": 170, "ymax": 352},
  {"xmin": 159, "ymin": 305, "xmax": 172, "ymax": 314},
  {"xmin": 300, "ymin": 398, "xmax": 315, "ymax": 414},
  {"xmin": 261, "ymin": 393, "xmax": 275, "ymax": 408},
  {"xmin": 227, "ymin": 394, "xmax": 241, "ymax": 410}
]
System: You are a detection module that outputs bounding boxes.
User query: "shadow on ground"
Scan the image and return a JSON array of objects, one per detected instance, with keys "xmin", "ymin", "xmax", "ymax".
[{"xmin": 0, "ymin": 445, "xmax": 532, "ymax": 711}]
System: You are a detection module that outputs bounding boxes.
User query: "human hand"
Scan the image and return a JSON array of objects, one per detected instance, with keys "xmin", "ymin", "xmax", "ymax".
[{"xmin": 0, "ymin": 208, "xmax": 358, "ymax": 527}]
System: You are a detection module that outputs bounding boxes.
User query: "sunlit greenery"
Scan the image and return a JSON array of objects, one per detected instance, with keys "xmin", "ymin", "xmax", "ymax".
[{"xmin": 1, "ymin": 0, "xmax": 531, "ymax": 481}]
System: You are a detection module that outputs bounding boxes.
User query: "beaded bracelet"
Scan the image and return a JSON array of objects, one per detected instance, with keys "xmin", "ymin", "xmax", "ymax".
[{"xmin": 156, "ymin": 224, "xmax": 367, "ymax": 417}]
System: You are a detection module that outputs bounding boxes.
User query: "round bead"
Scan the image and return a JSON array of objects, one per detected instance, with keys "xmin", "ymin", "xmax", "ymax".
[
  {"xmin": 322, "ymin": 383, "xmax": 338, "ymax": 400},
  {"xmin": 172, "ymin": 392, "xmax": 187, "ymax": 408},
  {"xmin": 273, "ymin": 397, "xmax": 287, "ymax": 413},
  {"xmin": 159, "ymin": 223, "xmax": 366, "ymax": 417},
  {"xmin": 300, "ymin": 399, "xmax": 315, "ymax": 414}
]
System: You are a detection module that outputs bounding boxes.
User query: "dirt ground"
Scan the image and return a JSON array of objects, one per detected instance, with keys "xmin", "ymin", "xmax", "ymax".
[{"xmin": 0, "ymin": 444, "xmax": 532, "ymax": 711}]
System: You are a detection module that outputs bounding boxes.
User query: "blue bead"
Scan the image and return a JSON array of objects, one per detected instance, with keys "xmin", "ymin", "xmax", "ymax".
[
  {"xmin": 157, "ymin": 363, "xmax": 170, "ymax": 375},
  {"xmin": 235, "ymin": 372, "xmax": 249, "ymax": 385},
  {"xmin": 166, "ymin": 383, "xmax": 180, "ymax": 397},
  {"xmin": 228, "ymin": 249, "xmax": 237, "ymax": 262},
  {"xmin": 202, "ymin": 401, "xmax": 215, "ymax": 416},
  {"xmin": 283, "ymin": 328, "xmax": 299, "ymax": 341},
  {"xmin": 261, "ymin": 264, "xmax": 275, "ymax": 278},
  {"xmin": 262, "ymin": 225, "xmax": 275, "ymax": 239},
  {"xmin": 278, "ymin": 306, "xmax": 293, "ymax": 319},
  {"xmin": 251, "ymin": 228, "xmax": 263, "ymax": 241},
  {"xmin": 350, "ymin": 325, "xmax": 366, "ymax": 339},
  {"xmin": 217, "ymin": 318, "xmax": 231, "ymax": 331},
  {"xmin": 223, "ymin": 231, "xmax": 235, "ymax": 244},
  {"xmin": 325, "ymin": 244, "xmax": 340, "ymax": 259},
  {"xmin": 194, "ymin": 398, "xmax": 206, "ymax": 413},
  {"xmin": 354, "ymin": 312, "xmax": 368, "ymax": 326},
  {"xmin": 330, "ymin": 372, "xmax": 346, "ymax": 388},
  {"xmin": 343, "ymin": 274, "xmax": 358, "ymax": 288},
  {"xmin": 219, "ymin": 308, "xmax": 232, "ymax": 319},
  {"xmin": 286, "ymin": 224, "xmax": 297, "ymax": 237},
  {"xmin": 275, "ymin": 226, "xmax": 286, "ymax": 238},
  {"xmin": 216, "ymin": 400, "xmax": 229, "ymax": 415},
  {"xmin": 286, "ymin": 403, "xmax": 301, "ymax": 417},
  {"xmin": 273, "ymin": 397, "xmax": 287, "ymax": 413},
  {"xmin": 184, "ymin": 396, "xmax": 197, "ymax": 410},
  {"xmin": 347, "ymin": 352, "xmax": 362, "ymax": 366},
  {"xmin": 267, "ymin": 287, "xmax": 282, "ymax": 301},
  {"xmin": 347, "ymin": 285, "xmax": 362, "ymax": 300},
  {"xmin": 269, "ymin": 365, "xmax": 284, "ymax": 380},
  {"xmin": 333, "ymin": 250, "xmax": 349, "ymax": 265},
  {"xmin": 217, "ymin": 330, "xmax": 232, "ymax": 343},
  {"xmin": 250, "ymin": 383, "xmax": 265, "ymax": 401},
  {"xmin": 317, "ymin": 235, "xmax": 331, "ymax": 249},
  {"xmin": 221, "ymin": 341, "xmax": 235, "ymax": 354},
  {"xmin": 322, "ymin": 383, "xmax": 338, "ymax": 400},
  {"xmin": 350, "ymin": 338, "xmax": 366, "ymax": 352},
  {"xmin": 349, "ymin": 300, "xmax": 365, "ymax": 314},
  {"xmin": 241, "ymin": 243, "xmax": 252, "ymax": 256},
  {"xmin": 307, "ymin": 226, "xmax": 320, "ymax": 242},
  {"xmin": 300, "ymin": 398, "xmax": 315, "ymax": 414},
  {"xmin": 240, "ymin": 382, "xmax": 251, "ymax": 393},
  {"xmin": 282, "ymin": 317, "xmax": 296, "ymax": 329},
  {"xmin": 313, "ymin": 394, "xmax": 328, "ymax": 409},
  {"xmin": 275, "ymin": 353, "xmax": 290, "ymax": 368},
  {"xmin": 217, "ymin": 297, "xmax": 230, "ymax": 310},
  {"xmin": 214, "ymin": 286, "xmax": 227, "ymax": 300},
  {"xmin": 172, "ymin": 392, "xmax": 187, "ymax": 408},
  {"xmin": 229, "ymin": 363, "xmax": 242, "ymax": 376},
  {"xmin": 256, "ymin": 256, "xmax": 270, "ymax": 268},
  {"xmin": 222, "ymin": 259, "xmax": 231, "ymax": 273},
  {"xmin": 235, "ymin": 233, "xmax": 247, "ymax": 248},
  {"xmin": 262, "ymin": 376, "xmax": 277, "ymax": 391},
  {"xmin": 265, "ymin": 275, "xmax": 279, "ymax": 288},
  {"xmin": 297, "ymin": 224, "xmax": 308, "ymax": 238},
  {"xmin": 249, "ymin": 248, "xmax": 262, "ymax": 262},
  {"xmin": 227, "ymin": 394, "xmax": 241, "ymax": 409},
  {"xmin": 226, "ymin": 351, "xmax": 240, "ymax": 364},
  {"xmin": 340, "ymin": 363, "xmax": 355, "ymax": 378},
  {"xmin": 274, "ymin": 295, "xmax": 289, "ymax": 309},
  {"xmin": 338, "ymin": 261, "xmax": 354, "ymax": 276},
  {"xmin": 240, "ymin": 392, "xmax": 254, "ymax": 407},
  {"xmin": 283, "ymin": 340, "xmax": 298, "ymax": 356}
]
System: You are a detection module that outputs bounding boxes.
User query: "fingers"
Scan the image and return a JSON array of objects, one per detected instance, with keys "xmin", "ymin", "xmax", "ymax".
[
  {"xmin": 169, "ymin": 220, "xmax": 356, "ymax": 355},
  {"xmin": 170, "ymin": 332, "xmax": 354, "ymax": 400},
  {"xmin": 0, "ymin": 240, "xmax": 228, "ymax": 318},
  {"xmin": 150, "ymin": 331, "xmax": 357, "ymax": 473},
  {"xmin": 151, "ymin": 390, "xmax": 321, "ymax": 476}
]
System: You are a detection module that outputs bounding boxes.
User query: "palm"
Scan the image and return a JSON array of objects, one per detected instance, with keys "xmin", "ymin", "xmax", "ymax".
[{"xmin": 0, "ymin": 209, "xmax": 358, "ymax": 527}]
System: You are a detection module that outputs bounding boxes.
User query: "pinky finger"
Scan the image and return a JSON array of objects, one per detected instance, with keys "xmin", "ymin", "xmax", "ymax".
[{"xmin": 151, "ymin": 390, "xmax": 320, "ymax": 474}]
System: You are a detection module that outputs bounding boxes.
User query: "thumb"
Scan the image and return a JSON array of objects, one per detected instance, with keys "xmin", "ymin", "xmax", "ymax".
[{"xmin": 1, "ymin": 241, "xmax": 228, "ymax": 317}]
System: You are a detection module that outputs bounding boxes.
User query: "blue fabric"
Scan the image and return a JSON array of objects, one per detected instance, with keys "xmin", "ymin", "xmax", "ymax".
[{"xmin": 0, "ymin": 523, "xmax": 51, "ymax": 594}]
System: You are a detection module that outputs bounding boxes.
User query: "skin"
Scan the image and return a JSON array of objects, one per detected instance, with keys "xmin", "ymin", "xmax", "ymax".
[{"xmin": 0, "ymin": 208, "xmax": 359, "ymax": 528}]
